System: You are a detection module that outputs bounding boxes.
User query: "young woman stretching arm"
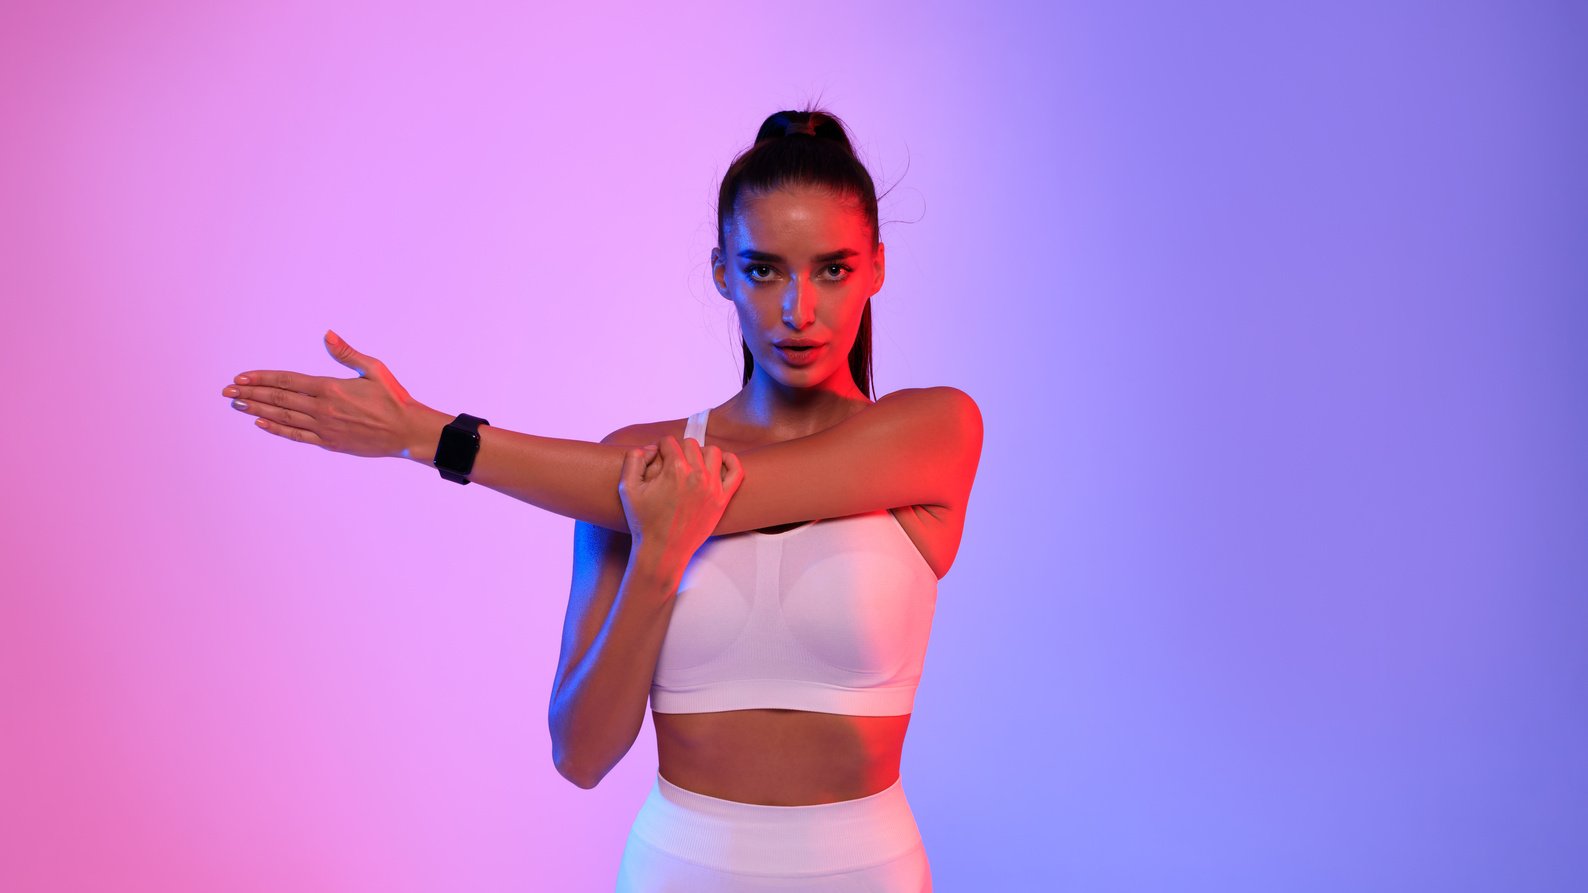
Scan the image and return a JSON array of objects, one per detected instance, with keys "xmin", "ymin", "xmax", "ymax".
[{"xmin": 221, "ymin": 107, "xmax": 984, "ymax": 891}]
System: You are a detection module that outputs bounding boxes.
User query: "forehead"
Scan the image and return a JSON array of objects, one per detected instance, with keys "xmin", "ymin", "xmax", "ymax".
[{"xmin": 727, "ymin": 185, "xmax": 870, "ymax": 250}]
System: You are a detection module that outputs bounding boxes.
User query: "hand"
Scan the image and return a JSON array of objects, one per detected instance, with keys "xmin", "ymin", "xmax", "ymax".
[
  {"xmin": 220, "ymin": 330, "xmax": 429, "ymax": 459},
  {"xmin": 618, "ymin": 435, "xmax": 744, "ymax": 563}
]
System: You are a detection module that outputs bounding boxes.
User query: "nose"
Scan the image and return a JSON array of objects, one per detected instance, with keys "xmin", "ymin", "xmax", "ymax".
[{"xmin": 782, "ymin": 275, "xmax": 816, "ymax": 330}]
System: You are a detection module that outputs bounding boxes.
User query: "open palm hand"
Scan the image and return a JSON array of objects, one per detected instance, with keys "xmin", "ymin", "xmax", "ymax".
[{"xmin": 220, "ymin": 330, "xmax": 431, "ymax": 459}]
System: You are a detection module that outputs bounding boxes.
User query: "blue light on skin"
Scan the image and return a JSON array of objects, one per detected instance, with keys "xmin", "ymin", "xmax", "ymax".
[{"xmin": 709, "ymin": 184, "xmax": 886, "ymax": 438}]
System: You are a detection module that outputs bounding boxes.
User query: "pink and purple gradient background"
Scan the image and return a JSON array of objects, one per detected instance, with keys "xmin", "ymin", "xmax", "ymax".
[{"xmin": 3, "ymin": 1, "xmax": 1585, "ymax": 890}]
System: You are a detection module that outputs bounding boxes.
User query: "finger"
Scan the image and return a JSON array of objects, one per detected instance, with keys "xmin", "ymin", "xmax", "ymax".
[
  {"xmin": 231, "ymin": 369, "xmax": 327, "ymax": 397},
  {"xmin": 701, "ymin": 443, "xmax": 723, "ymax": 482},
  {"xmin": 680, "ymin": 437, "xmax": 705, "ymax": 472},
  {"xmin": 323, "ymin": 329, "xmax": 382, "ymax": 379},
  {"xmin": 619, "ymin": 446, "xmax": 640, "ymax": 489},
  {"xmin": 253, "ymin": 415, "xmax": 329, "ymax": 447},
  {"xmin": 222, "ymin": 383, "xmax": 320, "ymax": 419},
  {"xmin": 721, "ymin": 450, "xmax": 745, "ymax": 494},
  {"xmin": 640, "ymin": 443, "xmax": 660, "ymax": 481},
  {"xmin": 658, "ymin": 435, "xmax": 686, "ymax": 471},
  {"xmin": 228, "ymin": 390, "xmax": 319, "ymax": 432}
]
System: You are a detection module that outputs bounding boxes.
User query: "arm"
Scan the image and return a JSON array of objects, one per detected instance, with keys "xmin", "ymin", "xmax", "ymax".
[
  {"xmin": 548, "ymin": 516, "xmax": 681, "ymax": 789},
  {"xmin": 403, "ymin": 405, "xmax": 636, "ymax": 532},
  {"xmin": 548, "ymin": 427, "xmax": 736, "ymax": 789},
  {"xmin": 405, "ymin": 385, "xmax": 982, "ymax": 535}
]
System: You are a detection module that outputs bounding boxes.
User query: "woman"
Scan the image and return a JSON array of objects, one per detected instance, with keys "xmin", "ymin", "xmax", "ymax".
[{"xmin": 220, "ymin": 108, "xmax": 982, "ymax": 890}]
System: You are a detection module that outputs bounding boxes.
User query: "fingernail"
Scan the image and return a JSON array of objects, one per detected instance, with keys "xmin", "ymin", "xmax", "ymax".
[
  {"xmin": 231, "ymin": 399, "xmax": 248, "ymax": 411},
  {"xmin": 222, "ymin": 386, "xmax": 239, "ymax": 397},
  {"xmin": 235, "ymin": 375, "xmax": 250, "ymax": 384}
]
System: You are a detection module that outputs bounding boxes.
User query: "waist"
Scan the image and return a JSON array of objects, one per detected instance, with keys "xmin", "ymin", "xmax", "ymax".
[
  {"xmin": 653, "ymin": 708, "xmax": 909, "ymax": 805},
  {"xmin": 629, "ymin": 771, "xmax": 923, "ymax": 875}
]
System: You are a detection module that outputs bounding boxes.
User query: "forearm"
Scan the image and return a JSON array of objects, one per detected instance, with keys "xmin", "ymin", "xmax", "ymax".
[
  {"xmin": 548, "ymin": 545, "xmax": 682, "ymax": 788},
  {"xmin": 402, "ymin": 405, "xmax": 633, "ymax": 532}
]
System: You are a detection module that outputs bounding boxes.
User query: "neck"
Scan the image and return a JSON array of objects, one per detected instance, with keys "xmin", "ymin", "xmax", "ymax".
[{"xmin": 722, "ymin": 365, "xmax": 871, "ymax": 440}]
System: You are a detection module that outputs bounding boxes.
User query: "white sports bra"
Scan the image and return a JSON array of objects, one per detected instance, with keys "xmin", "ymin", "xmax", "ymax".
[{"xmin": 649, "ymin": 407, "xmax": 940, "ymax": 717}]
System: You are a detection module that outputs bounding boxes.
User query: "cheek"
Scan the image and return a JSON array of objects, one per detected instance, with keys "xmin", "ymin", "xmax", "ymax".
[
  {"xmin": 842, "ymin": 293, "xmax": 869, "ymax": 328},
  {"xmin": 735, "ymin": 301, "xmax": 776, "ymax": 342}
]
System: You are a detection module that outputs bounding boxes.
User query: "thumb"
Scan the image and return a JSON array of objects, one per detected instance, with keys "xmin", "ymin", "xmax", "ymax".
[{"xmin": 324, "ymin": 329, "xmax": 374, "ymax": 377}]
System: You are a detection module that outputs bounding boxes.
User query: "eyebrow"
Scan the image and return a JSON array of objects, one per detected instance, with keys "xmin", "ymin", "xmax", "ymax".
[{"xmin": 737, "ymin": 248, "xmax": 859, "ymax": 263}]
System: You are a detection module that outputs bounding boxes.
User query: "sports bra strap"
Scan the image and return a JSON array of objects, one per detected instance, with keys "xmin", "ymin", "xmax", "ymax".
[{"xmin": 683, "ymin": 408, "xmax": 708, "ymax": 443}]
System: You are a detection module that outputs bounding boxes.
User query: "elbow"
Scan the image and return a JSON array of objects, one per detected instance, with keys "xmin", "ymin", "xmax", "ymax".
[
  {"xmin": 551, "ymin": 734, "xmax": 608, "ymax": 789},
  {"xmin": 549, "ymin": 703, "xmax": 610, "ymax": 790},
  {"xmin": 554, "ymin": 752, "xmax": 603, "ymax": 790}
]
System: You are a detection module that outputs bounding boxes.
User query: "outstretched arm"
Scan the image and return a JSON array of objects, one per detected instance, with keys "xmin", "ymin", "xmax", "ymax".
[
  {"xmin": 403, "ymin": 385, "xmax": 981, "ymax": 535},
  {"xmin": 226, "ymin": 331, "xmax": 982, "ymax": 535}
]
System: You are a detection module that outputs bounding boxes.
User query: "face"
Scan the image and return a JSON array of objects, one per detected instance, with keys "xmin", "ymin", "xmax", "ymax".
[{"xmin": 711, "ymin": 184, "xmax": 885, "ymax": 397}]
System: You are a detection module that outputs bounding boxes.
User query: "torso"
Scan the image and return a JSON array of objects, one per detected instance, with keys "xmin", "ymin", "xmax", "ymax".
[{"xmin": 635, "ymin": 403, "xmax": 966, "ymax": 806}]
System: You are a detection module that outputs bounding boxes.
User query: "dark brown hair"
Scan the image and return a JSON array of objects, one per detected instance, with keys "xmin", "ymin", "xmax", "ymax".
[{"xmin": 716, "ymin": 108, "xmax": 880, "ymax": 399}]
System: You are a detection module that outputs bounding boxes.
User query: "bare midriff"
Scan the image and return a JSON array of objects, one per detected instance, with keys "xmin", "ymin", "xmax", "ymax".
[{"xmin": 653, "ymin": 708, "xmax": 912, "ymax": 806}]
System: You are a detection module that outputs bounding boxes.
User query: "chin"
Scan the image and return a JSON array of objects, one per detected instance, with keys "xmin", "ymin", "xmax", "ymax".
[{"xmin": 763, "ymin": 364, "xmax": 819, "ymax": 386}]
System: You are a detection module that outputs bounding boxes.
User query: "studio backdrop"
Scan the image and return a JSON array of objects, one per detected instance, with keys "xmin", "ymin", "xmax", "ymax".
[{"xmin": 2, "ymin": 1, "xmax": 1583, "ymax": 891}]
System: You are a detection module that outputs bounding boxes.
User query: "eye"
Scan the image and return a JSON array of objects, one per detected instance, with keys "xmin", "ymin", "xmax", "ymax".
[
  {"xmin": 820, "ymin": 264, "xmax": 854, "ymax": 281},
  {"xmin": 744, "ymin": 264, "xmax": 776, "ymax": 283}
]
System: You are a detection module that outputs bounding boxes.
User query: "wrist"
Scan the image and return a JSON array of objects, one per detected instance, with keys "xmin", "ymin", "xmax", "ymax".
[
  {"xmin": 627, "ymin": 540, "xmax": 688, "ymax": 593},
  {"xmin": 401, "ymin": 404, "xmax": 454, "ymax": 465}
]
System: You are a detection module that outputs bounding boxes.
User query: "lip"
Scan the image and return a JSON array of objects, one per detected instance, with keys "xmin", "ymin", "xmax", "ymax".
[
  {"xmin": 774, "ymin": 338, "xmax": 826, "ymax": 348},
  {"xmin": 775, "ymin": 343, "xmax": 824, "ymax": 366}
]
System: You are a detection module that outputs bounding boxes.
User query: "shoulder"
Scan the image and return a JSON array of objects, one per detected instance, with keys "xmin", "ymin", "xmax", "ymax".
[
  {"xmin": 598, "ymin": 417, "xmax": 688, "ymax": 448},
  {"xmin": 877, "ymin": 386, "xmax": 981, "ymax": 431},
  {"xmin": 873, "ymin": 387, "xmax": 983, "ymax": 475}
]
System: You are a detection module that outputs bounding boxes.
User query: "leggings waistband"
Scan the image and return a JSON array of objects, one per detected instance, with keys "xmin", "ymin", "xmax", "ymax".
[{"xmin": 628, "ymin": 772, "xmax": 924, "ymax": 876}]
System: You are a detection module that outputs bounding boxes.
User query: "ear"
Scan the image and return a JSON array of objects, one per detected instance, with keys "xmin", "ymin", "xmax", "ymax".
[
  {"xmin": 710, "ymin": 246, "xmax": 731, "ymax": 300},
  {"xmin": 872, "ymin": 241, "xmax": 886, "ymax": 295}
]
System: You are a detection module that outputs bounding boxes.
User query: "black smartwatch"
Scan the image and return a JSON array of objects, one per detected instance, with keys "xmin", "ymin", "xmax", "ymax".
[{"xmin": 433, "ymin": 413, "xmax": 491, "ymax": 484}]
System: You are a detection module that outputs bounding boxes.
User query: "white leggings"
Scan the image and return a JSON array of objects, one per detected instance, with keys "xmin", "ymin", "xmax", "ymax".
[{"xmin": 614, "ymin": 772, "xmax": 932, "ymax": 891}]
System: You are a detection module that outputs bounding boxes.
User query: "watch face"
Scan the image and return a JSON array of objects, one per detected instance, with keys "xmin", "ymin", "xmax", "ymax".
[{"xmin": 435, "ymin": 427, "xmax": 480, "ymax": 470}]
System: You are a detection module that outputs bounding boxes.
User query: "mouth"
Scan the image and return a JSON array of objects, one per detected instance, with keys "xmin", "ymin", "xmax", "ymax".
[{"xmin": 775, "ymin": 343, "xmax": 824, "ymax": 366}]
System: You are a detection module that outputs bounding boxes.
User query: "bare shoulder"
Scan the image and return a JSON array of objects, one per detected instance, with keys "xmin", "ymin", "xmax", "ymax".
[
  {"xmin": 878, "ymin": 384, "xmax": 977, "ymax": 409},
  {"xmin": 876, "ymin": 386, "xmax": 982, "ymax": 435},
  {"xmin": 598, "ymin": 417, "xmax": 688, "ymax": 448}
]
